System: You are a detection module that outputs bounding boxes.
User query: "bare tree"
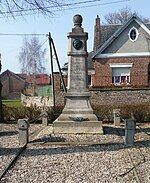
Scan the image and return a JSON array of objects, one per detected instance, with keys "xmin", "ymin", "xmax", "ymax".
[
  {"xmin": 0, "ymin": 0, "xmax": 65, "ymax": 17},
  {"xmin": 19, "ymin": 36, "xmax": 47, "ymax": 95},
  {"xmin": 0, "ymin": 0, "xmax": 100, "ymax": 18},
  {"xmin": 104, "ymin": 6, "xmax": 150, "ymax": 24},
  {"xmin": 19, "ymin": 36, "xmax": 47, "ymax": 75}
]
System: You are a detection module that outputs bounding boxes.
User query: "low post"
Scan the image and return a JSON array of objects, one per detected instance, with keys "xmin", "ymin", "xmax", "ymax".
[
  {"xmin": 113, "ymin": 109, "xmax": 121, "ymax": 126},
  {"xmin": 18, "ymin": 119, "xmax": 29, "ymax": 145},
  {"xmin": 125, "ymin": 119, "xmax": 136, "ymax": 146},
  {"xmin": 42, "ymin": 110, "xmax": 48, "ymax": 126}
]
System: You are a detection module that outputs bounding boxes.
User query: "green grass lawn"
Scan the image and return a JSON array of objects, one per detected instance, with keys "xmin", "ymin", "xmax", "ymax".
[{"xmin": 2, "ymin": 100, "xmax": 22, "ymax": 107}]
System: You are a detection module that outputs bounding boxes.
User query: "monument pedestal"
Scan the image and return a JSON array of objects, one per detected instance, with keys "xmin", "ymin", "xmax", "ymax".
[
  {"xmin": 53, "ymin": 91, "xmax": 103, "ymax": 134},
  {"xmin": 53, "ymin": 121, "xmax": 103, "ymax": 134},
  {"xmin": 53, "ymin": 14, "xmax": 103, "ymax": 134}
]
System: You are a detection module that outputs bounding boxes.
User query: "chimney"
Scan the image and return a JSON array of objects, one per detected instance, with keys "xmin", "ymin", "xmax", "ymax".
[{"xmin": 93, "ymin": 15, "xmax": 101, "ymax": 52}]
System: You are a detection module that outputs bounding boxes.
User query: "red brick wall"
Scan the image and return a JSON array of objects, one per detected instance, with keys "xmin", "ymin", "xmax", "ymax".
[
  {"xmin": 53, "ymin": 72, "xmax": 61, "ymax": 91},
  {"xmin": 94, "ymin": 15, "xmax": 101, "ymax": 51},
  {"xmin": 93, "ymin": 57, "xmax": 150, "ymax": 87},
  {"xmin": 53, "ymin": 72, "xmax": 67, "ymax": 91}
]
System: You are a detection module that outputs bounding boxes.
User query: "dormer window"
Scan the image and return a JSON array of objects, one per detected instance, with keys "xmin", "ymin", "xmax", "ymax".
[{"xmin": 128, "ymin": 27, "xmax": 139, "ymax": 42}]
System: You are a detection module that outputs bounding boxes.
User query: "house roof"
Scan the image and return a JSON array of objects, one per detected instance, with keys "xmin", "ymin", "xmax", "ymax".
[
  {"xmin": 0, "ymin": 69, "xmax": 26, "ymax": 82},
  {"xmin": 0, "ymin": 70, "xmax": 50, "ymax": 85},
  {"xmin": 99, "ymin": 23, "xmax": 150, "ymax": 48},
  {"xmin": 100, "ymin": 24, "xmax": 122, "ymax": 47},
  {"xmin": 17, "ymin": 73, "xmax": 27, "ymax": 80},
  {"xmin": 93, "ymin": 14, "xmax": 150, "ymax": 58},
  {"xmin": 26, "ymin": 74, "xmax": 50, "ymax": 85}
]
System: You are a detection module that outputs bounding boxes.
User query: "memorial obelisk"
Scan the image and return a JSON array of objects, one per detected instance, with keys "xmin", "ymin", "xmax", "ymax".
[{"xmin": 53, "ymin": 14, "xmax": 103, "ymax": 133}]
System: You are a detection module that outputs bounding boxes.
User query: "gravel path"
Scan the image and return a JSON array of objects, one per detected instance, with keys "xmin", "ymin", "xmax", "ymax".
[
  {"xmin": 0, "ymin": 124, "xmax": 43, "ymax": 173},
  {"xmin": 0, "ymin": 123, "xmax": 150, "ymax": 183}
]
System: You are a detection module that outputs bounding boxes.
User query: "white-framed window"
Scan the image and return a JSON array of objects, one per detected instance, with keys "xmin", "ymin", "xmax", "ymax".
[
  {"xmin": 110, "ymin": 64, "xmax": 133, "ymax": 85},
  {"xmin": 128, "ymin": 27, "xmax": 139, "ymax": 42},
  {"xmin": 112, "ymin": 73, "xmax": 130, "ymax": 85}
]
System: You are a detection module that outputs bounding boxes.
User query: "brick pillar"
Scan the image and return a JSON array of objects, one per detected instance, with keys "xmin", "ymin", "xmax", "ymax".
[
  {"xmin": 94, "ymin": 15, "xmax": 101, "ymax": 51},
  {"xmin": 53, "ymin": 72, "xmax": 61, "ymax": 91}
]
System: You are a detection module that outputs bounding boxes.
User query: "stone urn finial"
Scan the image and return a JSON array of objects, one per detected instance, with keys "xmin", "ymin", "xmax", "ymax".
[{"xmin": 73, "ymin": 14, "xmax": 83, "ymax": 27}]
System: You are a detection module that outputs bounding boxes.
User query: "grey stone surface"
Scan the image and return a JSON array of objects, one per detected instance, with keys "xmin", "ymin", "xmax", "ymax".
[
  {"xmin": 53, "ymin": 15, "xmax": 103, "ymax": 134},
  {"xmin": 55, "ymin": 89, "xmax": 150, "ymax": 107},
  {"xmin": 18, "ymin": 119, "xmax": 29, "ymax": 145},
  {"xmin": 41, "ymin": 110, "xmax": 48, "ymax": 126},
  {"xmin": 42, "ymin": 117, "xmax": 48, "ymax": 126},
  {"xmin": 113, "ymin": 109, "xmax": 121, "ymax": 126},
  {"xmin": 53, "ymin": 121, "xmax": 103, "ymax": 134},
  {"xmin": 125, "ymin": 119, "xmax": 136, "ymax": 146}
]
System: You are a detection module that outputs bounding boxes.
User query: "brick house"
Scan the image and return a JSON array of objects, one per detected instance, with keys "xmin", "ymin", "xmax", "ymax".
[
  {"xmin": 0, "ymin": 70, "xmax": 51, "ymax": 99},
  {"xmin": 92, "ymin": 14, "xmax": 150, "ymax": 88},
  {"xmin": 0, "ymin": 70, "xmax": 26, "ymax": 99}
]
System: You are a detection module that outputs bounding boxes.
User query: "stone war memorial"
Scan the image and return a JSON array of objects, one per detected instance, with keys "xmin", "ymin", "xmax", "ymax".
[{"xmin": 53, "ymin": 14, "xmax": 103, "ymax": 134}]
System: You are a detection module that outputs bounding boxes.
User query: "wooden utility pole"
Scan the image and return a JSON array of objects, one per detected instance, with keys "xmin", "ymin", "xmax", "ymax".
[
  {"xmin": 51, "ymin": 38, "xmax": 67, "ymax": 93},
  {"xmin": 48, "ymin": 32, "xmax": 55, "ymax": 107},
  {"xmin": 48, "ymin": 32, "xmax": 67, "ymax": 108}
]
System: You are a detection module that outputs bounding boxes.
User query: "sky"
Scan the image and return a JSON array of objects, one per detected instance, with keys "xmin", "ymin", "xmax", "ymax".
[{"xmin": 0, "ymin": 0, "xmax": 150, "ymax": 74}]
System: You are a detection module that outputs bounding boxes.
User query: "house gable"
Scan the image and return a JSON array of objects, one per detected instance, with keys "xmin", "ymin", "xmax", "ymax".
[
  {"xmin": 0, "ymin": 69, "xmax": 26, "ymax": 82},
  {"xmin": 0, "ymin": 70, "xmax": 26, "ymax": 99},
  {"xmin": 94, "ymin": 15, "xmax": 150, "ymax": 58}
]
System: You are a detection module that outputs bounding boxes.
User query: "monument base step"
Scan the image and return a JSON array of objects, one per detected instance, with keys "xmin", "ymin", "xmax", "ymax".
[{"xmin": 53, "ymin": 121, "xmax": 103, "ymax": 134}]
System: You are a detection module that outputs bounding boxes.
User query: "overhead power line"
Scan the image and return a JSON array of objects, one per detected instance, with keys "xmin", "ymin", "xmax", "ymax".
[
  {"xmin": 0, "ymin": 33, "xmax": 47, "ymax": 36},
  {"xmin": 0, "ymin": 0, "xmax": 131, "ymax": 18},
  {"xmin": 61, "ymin": 0, "xmax": 131, "ymax": 12},
  {"xmin": 0, "ymin": 0, "xmax": 103, "ymax": 14}
]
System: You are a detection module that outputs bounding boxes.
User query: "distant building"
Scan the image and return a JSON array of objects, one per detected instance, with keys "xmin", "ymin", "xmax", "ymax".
[
  {"xmin": 26, "ymin": 73, "xmax": 50, "ymax": 96},
  {"xmin": 0, "ymin": 70, "xmax": 26, "ymax": 99},
  {"xmin": 0, "ymin": 69, "xmax": 51, "ymax": 99}
]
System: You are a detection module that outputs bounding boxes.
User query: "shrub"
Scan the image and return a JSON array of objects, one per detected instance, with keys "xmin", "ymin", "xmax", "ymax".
[
  {"xmin": 120, "ymin": 105, "xmax": 133, "ymax": 120},
  {"xmin": 26, "ymin": 104, "xmax": 41, "ymax": 122},
  {"xmin": 92, "ymin": 105, "xmax": 114, "ymax": 121},
  {"xmin": 3, "ymin": 103, "xmax": 149, "ymax": 123},
  {"xmin": 47, "ymin": 106, "xmax": 63, "ymax": 123},
  {"xmin": 3, "ymin": 105, "xmax": 28, "ymax": 121},
  {"xmin": 2, "ymin": 104, "xmax": 63, "ymax": 123},
  {"xmin": 130, "ymin": 104, "xmax": 149, "ymax": 122},
  {"xmin": 92, "ymin": 103, "xmax": 150, "ymax": 123},
  {"xmin": 3, "ymin": 105, "xmax": 41, "ymax": 122}
]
